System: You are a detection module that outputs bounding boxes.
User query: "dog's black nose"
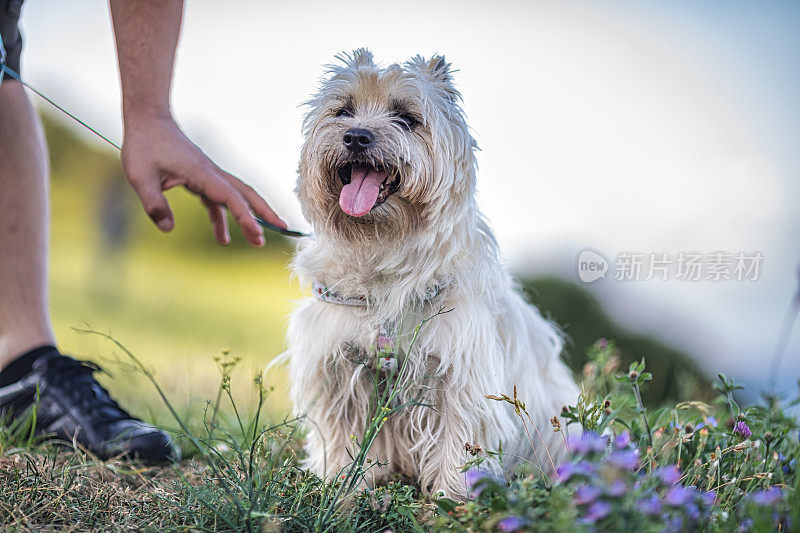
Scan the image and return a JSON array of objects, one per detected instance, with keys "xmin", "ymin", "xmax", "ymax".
[{"xmin": 343, "ymin": 128, "xmax": 374, "ymax": 152}]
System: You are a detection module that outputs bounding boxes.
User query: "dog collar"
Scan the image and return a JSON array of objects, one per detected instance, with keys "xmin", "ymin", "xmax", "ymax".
[
  {"xmin": 311, "ymin": 280, "xmax": 445, "ymax": 371},
  {"xmin": 312, "ymin": 281, "xmax": 444, "ymax": 308}
]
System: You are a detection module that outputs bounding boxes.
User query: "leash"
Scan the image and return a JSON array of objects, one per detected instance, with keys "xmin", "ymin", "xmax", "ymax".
[
  {"xmin": 1, "ymin": 64, "xmax": 122, "ymax": 151},
  {"xmin": 0, "ymin": 62, "xmax": 308, "ymax": 239}
]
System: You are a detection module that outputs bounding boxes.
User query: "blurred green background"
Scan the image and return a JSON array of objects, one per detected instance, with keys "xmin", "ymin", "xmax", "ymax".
[
  {"xmin": 44, "ymin": 110, "xmax": 708, "ymax": 428},
  {"xmin": 46, "ymin": 112, "xmax": 300, "ymax": 425}
]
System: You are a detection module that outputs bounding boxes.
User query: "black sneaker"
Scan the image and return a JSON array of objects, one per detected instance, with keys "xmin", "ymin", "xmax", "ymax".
[{"xmin": 0, "ymin": 351, "xmax": 180, "ymax": 463}]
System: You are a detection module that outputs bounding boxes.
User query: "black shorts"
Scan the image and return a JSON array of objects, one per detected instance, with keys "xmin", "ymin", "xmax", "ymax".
[{"xmin": 0, "ymin": 0, "xmax": 24, "ymax": 79}]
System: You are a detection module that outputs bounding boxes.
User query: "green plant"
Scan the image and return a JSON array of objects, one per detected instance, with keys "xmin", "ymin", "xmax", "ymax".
[
  {"xmin": 435, "ymin": 339, "xmax": 800, "ymax": 532},
  {"xmin": 71, "ymin": 315, "xmax": 448, "ymax": 532},
  {"xmin": 1, "ymin": 333, "xmax": 797, "ymax": 532}
]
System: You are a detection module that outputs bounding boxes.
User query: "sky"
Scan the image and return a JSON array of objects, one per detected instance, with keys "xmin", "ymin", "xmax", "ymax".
[{"xmin": 14, "ymin": 0, "xmax": 800, "ymax": 396}]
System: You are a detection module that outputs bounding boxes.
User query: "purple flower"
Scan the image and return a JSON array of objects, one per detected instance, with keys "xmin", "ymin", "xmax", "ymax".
[
  {"xmin": 496, "ymin": 516, "xmax": 529, "ymax": 532},
  {"xmin": 608, "ymin": 450, "xmax": 638, "ymax": 471},
  {"xmin": 569, "ymin": 432, "xmax": 608, "ymax": 455},
  {"xmin": 749, "ymin": 487, "xmax": 782, "ymax": 506},
  {"xmin": 605, "ymin": 479, "xmax": 627, "ymax": 497},
  {"xmin": 685, "ymin": 503, "xmax": 700, "ymax": 521},
  {"xmin": 664, "ymin": 486, "xmax": 695, "ymax": 507},
  {"xmin": 555, "ymin": 463, "xmax": 574, "ymax": 482},
  {"xmin": 464, "ymin": 469, "xmax": 496, "ymax": 499},
  {"xmin": 555, "ymin": 460, "xmax": 595, "ymax": 482},
  {"xmin": 699, "ymin": 490, "xmax": 716, "ymax": 507},
  {"xmin": 581, "ymin": 500, "xmax": 611, "ymax": 523},
  {"xmin": 638, "ymin": 494, "xmax": 662, "ymax": 515},
  {"xmin": 695, "ymin": 416, "xmax": 718, "ymax": 430},
  {"xmin": 464, "ymin": 468, "xmax": 488, "ymax": 488},
  {"xmin": 574, "ymin": 484, "xmax": 602, "ymax": 505},
  {"xmin": 653, "ymin": 465, "xmax": 681, "ymax": 485},
  {"xmin": 613, "ymin": 432, "xmax": 632, "ymax": 449},
  {"xmin": 664, "ymin": 516, "xmax": 684, "ymax": 533},
  {"xmin": 734, "ymin": 421, "xmax": 752, "ymax": 439}
]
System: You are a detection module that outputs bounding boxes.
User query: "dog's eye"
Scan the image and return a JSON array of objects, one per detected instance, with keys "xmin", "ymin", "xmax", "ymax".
[
  {"xmin": 395, "ymin": 113, "xmax": 417, "ymax": 131},
  {"xmin": 335, "ymin": 108, "xmax": 353, "ymax": 118}
]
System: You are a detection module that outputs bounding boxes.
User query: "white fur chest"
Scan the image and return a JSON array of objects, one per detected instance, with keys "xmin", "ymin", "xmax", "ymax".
[{"xmin": 287, "ymin": 294, "xmax": 440, "ymax": 370}]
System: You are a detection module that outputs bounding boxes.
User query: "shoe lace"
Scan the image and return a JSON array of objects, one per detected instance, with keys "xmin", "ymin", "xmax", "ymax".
[{"xmin": 45, "ymin": 356, "xmax": 132, "ymax": 423}]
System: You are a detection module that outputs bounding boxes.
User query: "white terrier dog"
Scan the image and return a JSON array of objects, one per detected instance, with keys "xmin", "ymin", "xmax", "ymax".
[{"xmin": 284, "ymin": 49, "xmax": 578, "ymax": 499}]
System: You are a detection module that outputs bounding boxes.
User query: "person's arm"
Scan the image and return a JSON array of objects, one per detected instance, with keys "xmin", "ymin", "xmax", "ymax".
[{"xmin": 109, "ymin": 0, "xmax": 285, "ymax": 246}]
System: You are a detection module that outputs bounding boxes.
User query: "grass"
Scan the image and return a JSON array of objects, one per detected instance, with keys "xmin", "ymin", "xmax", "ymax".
[
  {"xmin": 2, "ymin": 331, "xmax": 798, "ymax": 531},
  {"xmin": 0, "ymin": 453, "xmax": 197, "ymax": 529},
  {"xmin": 49, "ymin": 176, "xmax": 302, "ymax": 422},
  {"xmin": 0, "ymin": 330, "xmax": 434, "ymax": 532}
]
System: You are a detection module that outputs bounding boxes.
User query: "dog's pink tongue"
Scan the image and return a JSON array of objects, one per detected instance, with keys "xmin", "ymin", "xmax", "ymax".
[{"xmin": 339, "ymin": 167, "xmax": 386, "ymax": 217}]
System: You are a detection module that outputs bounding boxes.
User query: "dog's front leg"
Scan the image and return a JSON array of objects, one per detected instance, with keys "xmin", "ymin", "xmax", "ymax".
[
  {"xmin": 300, "ymin": 377, "xmax": 374, "ymax": 484},
  {"xmin": 410, "ymin": 384, "xmax": 493, "ymax": 500},
  {"xmin": 301, "ymin": 424, "xmax": 352, "ymax": 483},
  {"xmin": 305, "ymin": 409, "xmax": 397, "ymax": 493}
]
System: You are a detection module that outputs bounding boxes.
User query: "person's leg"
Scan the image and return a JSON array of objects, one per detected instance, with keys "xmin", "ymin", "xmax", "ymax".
[
  {"xmin": 0, "ymin": 79, "xmax": 55, "ymax": 369},
  {"xmin": 0, "ymin": 80, "xmax": 178, "ymax": 462},
  {"xmin": 0, "ymin": 6, "xmax": 178, "ymax": 464}
]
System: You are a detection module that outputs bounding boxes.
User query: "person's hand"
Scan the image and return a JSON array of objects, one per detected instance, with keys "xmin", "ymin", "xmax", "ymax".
[{"xmin": 120, "ymin": 113, "xmax": 286, "ymax": 247}]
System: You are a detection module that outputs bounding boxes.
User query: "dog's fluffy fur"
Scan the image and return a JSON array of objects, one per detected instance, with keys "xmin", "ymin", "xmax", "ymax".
[{"xmin": 285, "ymin": 49, "xmax": 578, "ymax": 498}]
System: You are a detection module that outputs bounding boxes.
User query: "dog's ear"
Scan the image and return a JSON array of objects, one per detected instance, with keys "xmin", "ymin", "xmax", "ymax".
[
  {"xmin": 406, "ymin": 54, "xmax": 459, "ymax": 98},
  {"xmin": 424, "ymin": 55, "xmax": 452, "ymax": 84},
  {"xmin": 336, "ymin": 48, "xmax": 375, "ymax": 69}
]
